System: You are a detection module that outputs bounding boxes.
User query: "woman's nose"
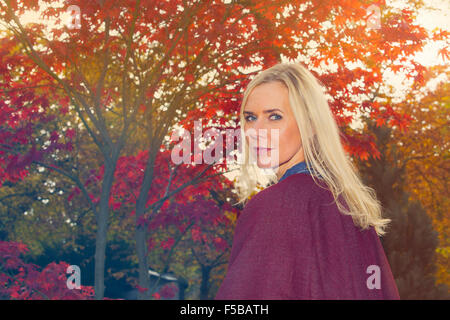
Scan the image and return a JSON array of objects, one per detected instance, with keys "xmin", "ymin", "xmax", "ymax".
[{"xmin": 246, "ymin": 128, "xmax": 270, "ymax": 145}]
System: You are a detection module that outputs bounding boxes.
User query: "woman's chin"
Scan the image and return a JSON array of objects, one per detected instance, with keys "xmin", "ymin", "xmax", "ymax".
[
  {"xmin": 255, "ymin": 157, "xmax": 279, "ymax": 169},
  {"xmin": 249, "ymin": 150, "xmax": 280, "ymax": 168}
]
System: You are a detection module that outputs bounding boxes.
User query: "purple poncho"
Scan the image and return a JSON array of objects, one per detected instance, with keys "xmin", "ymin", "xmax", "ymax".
[{"xmin": 215, "ymin": 170, "xmax": 400, "ymax": 300}]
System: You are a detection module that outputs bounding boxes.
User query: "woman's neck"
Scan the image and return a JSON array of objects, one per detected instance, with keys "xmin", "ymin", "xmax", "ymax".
[{"xmin": 275, "ymin": 147, "xmax": 305, "ymax": 180}]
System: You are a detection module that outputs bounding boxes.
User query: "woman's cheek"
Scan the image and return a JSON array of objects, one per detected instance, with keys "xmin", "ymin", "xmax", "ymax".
[{"xmin": 272, "ymin": 126, "xmax": 285, "ymax": 148}]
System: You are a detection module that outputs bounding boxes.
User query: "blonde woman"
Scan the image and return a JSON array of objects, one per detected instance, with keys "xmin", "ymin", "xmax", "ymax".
[{"xmin": 215, "ymin": 62, "xmax": 400, "ymax": 300}]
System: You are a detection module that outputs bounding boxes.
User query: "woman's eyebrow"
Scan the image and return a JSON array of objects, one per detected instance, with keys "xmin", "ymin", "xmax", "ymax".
[{"xmin": 243, "ymin": 108, "xmax": 283, "ymax": 114}]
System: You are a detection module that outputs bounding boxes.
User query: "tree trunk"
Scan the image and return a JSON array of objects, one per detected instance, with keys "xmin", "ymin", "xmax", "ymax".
[
  {"xmin": 135, "ymin": 225, "xmax": 150, "ymax": 299},
  {"xmin": 199, "ymin": 265, "xmax": 212, "ymax": 300},
  {"xmin": 134, "ymin": 151, "xmax": 158, "ymax": 299},
  {"xmin": 94, "ymin": 159, "xmax": 118, "ymax": 299}
]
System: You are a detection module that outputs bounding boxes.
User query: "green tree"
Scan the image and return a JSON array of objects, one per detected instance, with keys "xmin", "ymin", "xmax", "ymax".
[{"xmin": 356, "ymin": 118, "xmax": 449, "ymax": 299}]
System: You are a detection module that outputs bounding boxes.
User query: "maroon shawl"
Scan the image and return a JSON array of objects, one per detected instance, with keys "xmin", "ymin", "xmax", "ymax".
[{"xmin": 215, "ymin": 173, "xmax": 400, "ymax": 300}]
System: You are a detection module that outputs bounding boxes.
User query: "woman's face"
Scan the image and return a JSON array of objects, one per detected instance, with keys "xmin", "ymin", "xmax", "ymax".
[{"xmin": 243, "ymin": 81, "xmax": 305, "ymax": 177}]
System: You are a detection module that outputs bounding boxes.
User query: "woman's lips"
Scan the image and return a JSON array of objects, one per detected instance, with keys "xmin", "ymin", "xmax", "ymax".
[{"xmin": 253, "ymin": 147, "xmax": 273, "ymax": 153}]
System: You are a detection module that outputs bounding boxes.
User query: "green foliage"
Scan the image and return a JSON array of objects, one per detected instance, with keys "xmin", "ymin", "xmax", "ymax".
[{"xmin": 356, "ymin": 119, "xmax": 449, "ymax": 299}]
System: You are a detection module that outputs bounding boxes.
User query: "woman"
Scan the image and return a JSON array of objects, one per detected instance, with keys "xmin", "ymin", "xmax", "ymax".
[{"xmin": 214, "ymin": 62, "xmax": 400, "ymax": 300}]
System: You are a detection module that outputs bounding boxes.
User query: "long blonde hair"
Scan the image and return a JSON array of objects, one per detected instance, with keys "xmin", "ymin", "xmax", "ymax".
[{"xmin": 234, "ymin": 62, "xmax": 391, "ymax": 237}]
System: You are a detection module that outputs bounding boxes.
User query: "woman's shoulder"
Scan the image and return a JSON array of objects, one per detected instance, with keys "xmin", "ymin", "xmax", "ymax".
[
  {"xmin": 242, "ymin": 173, "xmax": 328, "ymax": 220},
  {"xmin": 251, "ymin": 173, "xmax": 358, "ymax": 229},
  {"xmin": 261, "ymin": 172, "xmax": 330, "ymax": 204}
]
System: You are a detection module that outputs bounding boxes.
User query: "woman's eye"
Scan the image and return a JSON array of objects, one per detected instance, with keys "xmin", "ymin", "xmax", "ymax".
[
  {"xmin": 245, "ymin": 114, "xmax": 281, "ymax": 122},
  {"xmin": 270, "ymin": 114, "xmax": 282, "ymax": 120}
]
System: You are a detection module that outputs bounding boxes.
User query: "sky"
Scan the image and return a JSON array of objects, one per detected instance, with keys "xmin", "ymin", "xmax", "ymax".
[
  {"xmin": 414, "ymin": 0, "xmax": 449, "ymax": 66},
  {"xmin": 383, "ymin": 0, "xmax": 449, "ymax": 98}
]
